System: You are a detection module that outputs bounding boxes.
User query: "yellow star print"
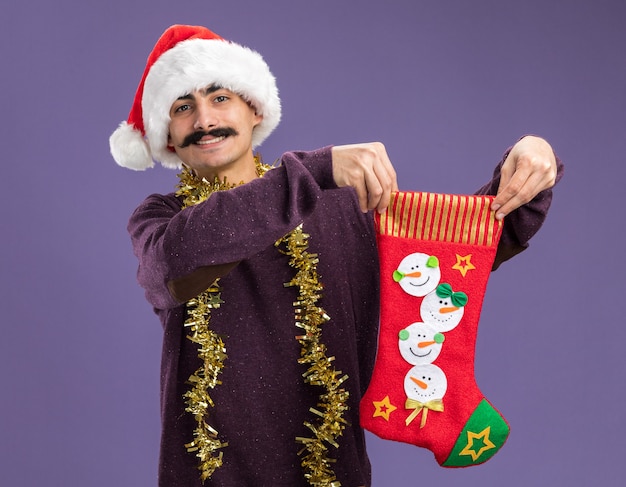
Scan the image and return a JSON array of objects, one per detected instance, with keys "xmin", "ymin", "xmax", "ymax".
[
  {"xmin": 452, "ymin": 254, "xmax": 476, "ymax": 277},
  {"xmin": 459, "ymin": 426, "xmax": 496, "ymax": 461},
  {"xmin": 373, "ymin": 396, "xmax": 397, "ymax": 421}
]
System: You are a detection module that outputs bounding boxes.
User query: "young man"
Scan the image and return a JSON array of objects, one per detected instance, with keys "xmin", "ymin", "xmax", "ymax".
[{"xmin": 110, "ymin": 24, "xmax": 561, "ymax": 487}]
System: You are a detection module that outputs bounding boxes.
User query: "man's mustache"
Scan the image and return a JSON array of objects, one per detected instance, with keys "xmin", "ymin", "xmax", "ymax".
[{"xmin": 178, "ymin": 127, "xmax": 239, "ymax": 148}]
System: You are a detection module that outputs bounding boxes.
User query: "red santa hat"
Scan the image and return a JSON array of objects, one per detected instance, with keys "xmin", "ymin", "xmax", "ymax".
[{"xmin": 109, "ymin": 24, "xmax": 281, "ymax": 170}]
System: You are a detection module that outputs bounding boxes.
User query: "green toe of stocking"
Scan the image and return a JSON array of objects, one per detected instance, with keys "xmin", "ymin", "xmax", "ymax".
[{"xmin": 443, "ymin": 399, "xmax": 510, "ymax": 467}]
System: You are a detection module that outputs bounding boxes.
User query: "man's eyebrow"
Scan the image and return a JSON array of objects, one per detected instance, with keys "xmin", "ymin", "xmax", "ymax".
[
  {"xmin": 176, "ymin": 85, "xmax": 224, "ymax": 101},
  {"xmin": 202, "ymin": 84, "xmax": 223, "ymax": 95}
]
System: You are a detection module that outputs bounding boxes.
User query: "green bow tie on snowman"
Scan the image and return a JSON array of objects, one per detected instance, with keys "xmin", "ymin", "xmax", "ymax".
[{"xmin": 435, "ymin": 283, "xmax": 468, "ymax": 308}]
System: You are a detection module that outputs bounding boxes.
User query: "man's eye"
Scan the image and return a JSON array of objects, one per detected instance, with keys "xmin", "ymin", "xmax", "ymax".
[
  {"xmin": 214, "ymin": 95, "xmax": 228, "ymax": 103},
  {"xmin": 175, "ymin": 104, "xmax": 191, "ymax": 112}
]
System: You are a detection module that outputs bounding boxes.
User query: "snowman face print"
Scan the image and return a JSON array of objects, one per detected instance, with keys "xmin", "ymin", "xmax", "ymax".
[
  {"xmin": 393, "ymin": 253, "xmax": 441, "ymax": 297},
  {"xmin": 420, "ymin": 283, "xmax": 468, "ymax": 332},
  {"xmin": 404, "ymin": 364, "xmax": 448, "ymax": 403},
  {"xmin": 398, "ymin": 322, "xmax": 445, "ymax": 365}
]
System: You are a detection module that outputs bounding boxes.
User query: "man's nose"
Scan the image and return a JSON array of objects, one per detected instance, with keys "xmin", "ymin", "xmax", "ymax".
[{"xmin": 193, "ymin": 102, "xmax": 218, "ymax": 130}]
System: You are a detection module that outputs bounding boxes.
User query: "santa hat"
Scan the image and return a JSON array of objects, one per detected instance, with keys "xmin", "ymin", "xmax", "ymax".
[{"xmin": 109, "ymin": 24, "xmax": 281, "ymax": 170}]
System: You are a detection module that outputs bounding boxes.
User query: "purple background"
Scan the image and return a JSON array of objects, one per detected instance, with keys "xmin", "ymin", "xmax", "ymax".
[{"xmin": 1, "ymin": 1, "xmax": 624, "ymax": 485}]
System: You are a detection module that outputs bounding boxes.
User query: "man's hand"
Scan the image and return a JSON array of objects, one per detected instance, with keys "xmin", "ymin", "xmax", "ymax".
[
  {"xmin": 491, "ymin": 136, "xmax": 558, "ymax": 220},
  {"xmin": 331, "ymin": 142, "xmax": 399, "ymax": 213}
]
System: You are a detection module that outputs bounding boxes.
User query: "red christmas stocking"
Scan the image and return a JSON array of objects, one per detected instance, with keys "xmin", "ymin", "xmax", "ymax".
[{"xmin": 360, "ymin": 191, "xmax": 510, "ymax": 467}]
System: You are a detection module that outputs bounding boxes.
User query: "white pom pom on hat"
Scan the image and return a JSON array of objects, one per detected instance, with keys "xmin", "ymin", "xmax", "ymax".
[
  {"xmin": 109, "ymin": 121, "xmax": 154, "ymax": 170},
  {"xmin": 109, "ymin": 24, "xmax": 281, "ymax": 170}
]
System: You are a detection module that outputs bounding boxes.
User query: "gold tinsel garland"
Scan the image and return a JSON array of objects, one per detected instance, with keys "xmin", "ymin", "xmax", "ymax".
[
  {"xmin": 175, "ymin": 157, "xmax": 349, "ymax": 486},
  {"xmin": 276, "ymin": 227, "xmax": 350, "ymax": 487},
  {"xmin": 182, "ymin": 284, "xmax": 228, "ymax": 481},
  {"xmin": 177, "ymin": 167, "xmax": 242, "ymax": 481}
]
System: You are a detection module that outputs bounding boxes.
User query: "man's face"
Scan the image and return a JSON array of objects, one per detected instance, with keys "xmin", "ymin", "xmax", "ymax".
[{"xmin": 167, "ymin": 86, "xmax": 263, "ymax": 179}]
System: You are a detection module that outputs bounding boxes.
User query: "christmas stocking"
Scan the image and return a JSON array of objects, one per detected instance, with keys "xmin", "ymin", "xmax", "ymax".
[{"xmin": 360, "ymin": 191, "xmax": 510, "ymax": 467}]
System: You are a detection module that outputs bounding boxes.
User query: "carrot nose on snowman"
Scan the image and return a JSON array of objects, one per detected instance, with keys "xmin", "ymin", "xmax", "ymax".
[
  {"xmin": 417, "ymin": 333, "xmax": 445, "ymax": 348},
  {"xmin": 439, "ymin": 305, "xmax": 459, "ymax": 314},
  {"xmin": 410, "ymin": 376, "xmax": 428, "ymax": 389},
  {"xmin": 393, "ymin": 270, "xmax": 422, "ymax": 282}
]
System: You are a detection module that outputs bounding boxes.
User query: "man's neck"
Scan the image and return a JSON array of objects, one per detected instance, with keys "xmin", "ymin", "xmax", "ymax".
[{"xmin": 193, "ymin": 154, "xmax": 260, "ymax": 184}]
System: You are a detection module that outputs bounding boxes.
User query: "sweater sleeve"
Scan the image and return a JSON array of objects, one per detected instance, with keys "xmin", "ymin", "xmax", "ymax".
[
  {"xmin": 475, "ymin": 147, "xmax": 565, "ymax": 270},
  {"xmin": 128, "ymin": 147, "xmax": 336, "ymax": 310}
]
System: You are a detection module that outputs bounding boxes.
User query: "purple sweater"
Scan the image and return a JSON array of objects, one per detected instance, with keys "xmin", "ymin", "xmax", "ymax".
[{"xmin": 128, "ymin": 146, "xmax": 562, "ymax": 486}]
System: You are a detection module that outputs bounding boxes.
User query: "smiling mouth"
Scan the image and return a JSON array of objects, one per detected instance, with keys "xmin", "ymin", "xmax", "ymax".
[
  {"xmin": 414, "ymin": 390, "xmax": 437, "ymax": 398},
  {"xmin": 428, "ymin": 311, "xmax": 452, "ymax": 322},
  {"xmin": 196, "ymin": 136, "xmax": 226, "ymax": 146},
  {"xmin": 410, "ymin": 348, "xmax": 431, "ymax": 358},
  {"xmin": 409, "ymin": 276, "xmax": 430, "ymax": 287}
]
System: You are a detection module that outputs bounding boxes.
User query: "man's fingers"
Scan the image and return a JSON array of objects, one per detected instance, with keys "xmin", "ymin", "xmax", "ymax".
[
  {"xmin": 360, "ymin": 165, "xmax": 386, "ymax": 213},
  {"xmin": 331, "ymin": 142, "xmax": 398, "ymax": 213},
  {"xmin": 372, "ymin": 161, "xmax": 395, "ymax": 213},
  {"xmin": 354, "ymin": 183, "xmax": 370, "ymax": 213},
  {"xmin": 495, "ymin": 154, "xmax": 514, "ymax": 198},
  {"xmin": 376, "ymin": 145, "xmax": 399, "ymax": 193},
  {"xmin": 368, "ymin": 143, "xmax": 397, "ymax": 213},
  {"xmin": 492, "ymin": 136, "xmax": 558, "ymax": 219},
  {"xmin": 493, "ymin": 166, "xmax": 551, "ymax": 219}
]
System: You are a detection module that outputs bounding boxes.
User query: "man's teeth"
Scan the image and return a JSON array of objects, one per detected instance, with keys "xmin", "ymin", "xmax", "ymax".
[{"xmin": 196, "ymin": 136, "xmax": 226, "ymax": 145}]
